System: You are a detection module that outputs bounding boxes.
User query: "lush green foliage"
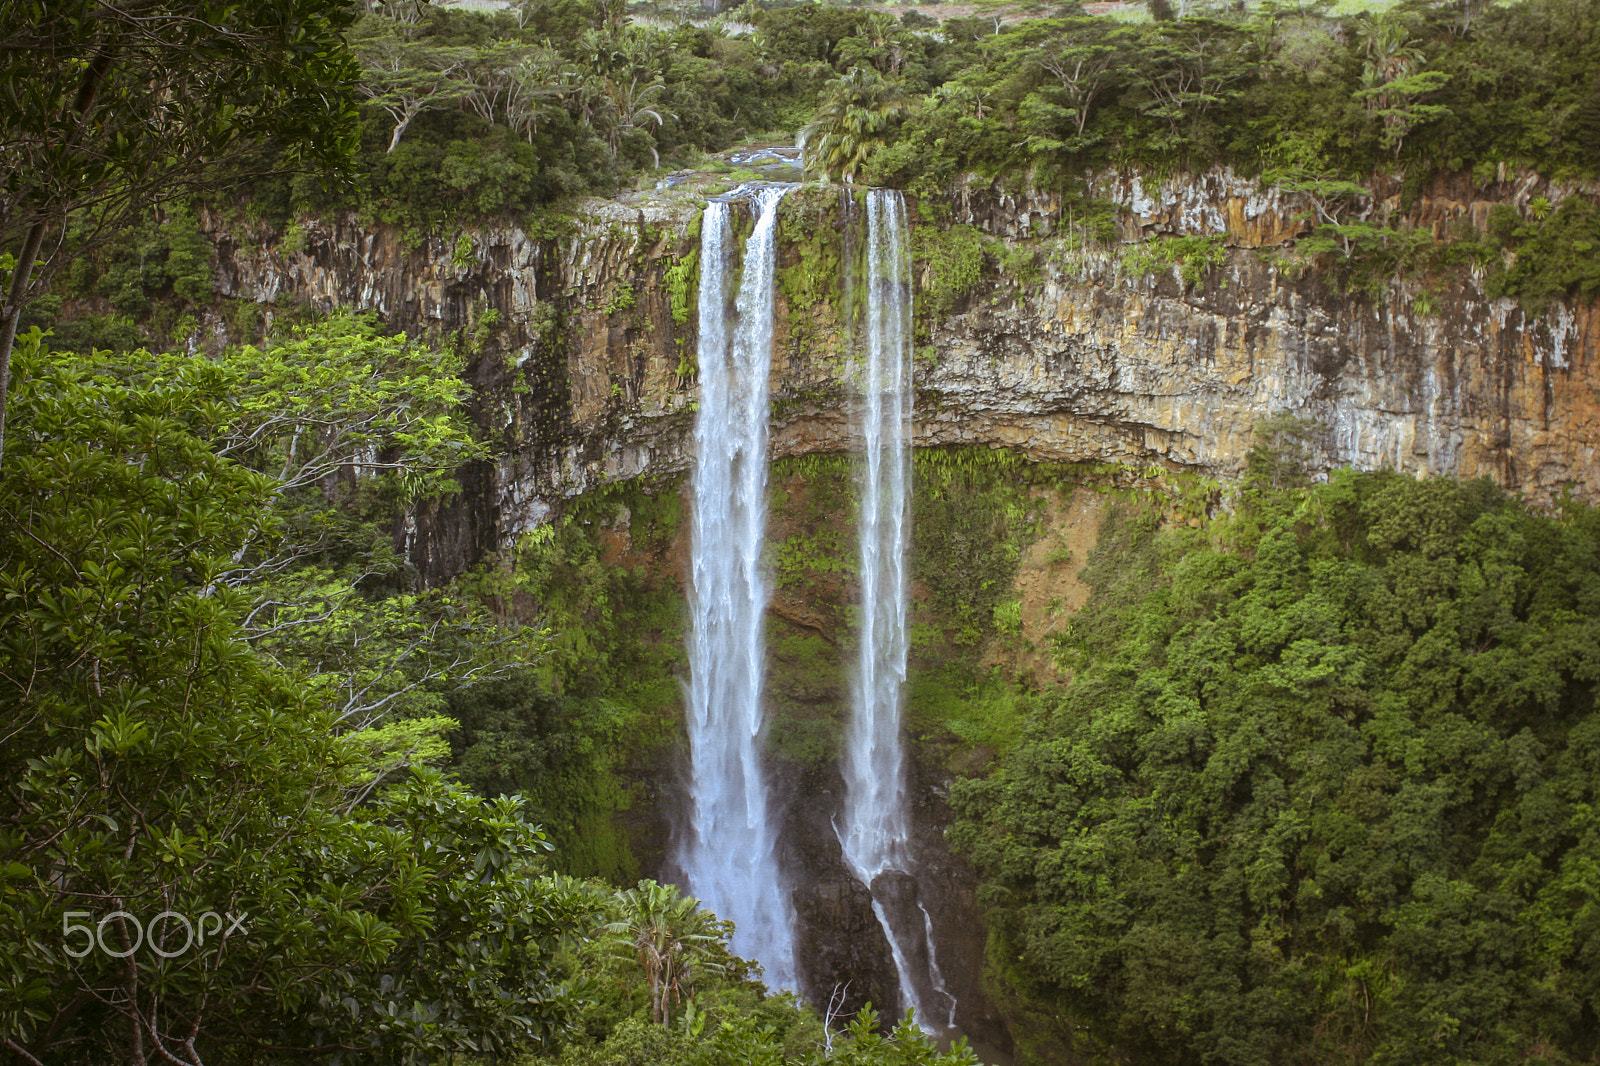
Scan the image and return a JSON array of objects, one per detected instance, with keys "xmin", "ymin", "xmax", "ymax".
[
  {"xmin": 1, "ymin": 0, "xmax": 360, "ymax": 250},
  {"xmin": 0, "ymin": 331, "xmax": 578, "ymax": 1063},
  {"xmin": 912, "ymin": 447, "xmax": 1048, "ymax": 647},
  {"xmin": 260, "ymin": 2, "xmax": 790, "ymax": 230},
  {"xmin": 867, "ymin": 0, "xmax": 1600, "ymax": 190},
  {"xmin": 0, "ymin": 320, "xmax": 994, "ymax": 1066},
  {"xmin": 322, "ymin": 0, "xmax": 1600, "ymax": 219},
  {"xmin": 276, "ymin": 0, "xmax": 966, "ymax": 229},
  {"xmin": 606, "ymin": 880, "xmax": 731, "ymax": 1025},
  {"xmin": 28, "ymin": 0, "xmax": 1599, "ymax": 359},
  {"xmin": 450, "ymin": 481, "xmax": 686, "ymax": 878},
  {"xmin": 951, "ymin": 468, "xmax": 1600, "ymax": 1064},
  {"xmin": 802, "ymin": 68, "xmax": 909, "ymax": 182},
  {"xmin": 132, "ymin": 313, "xmax": 527, "ymax": 729},
  {"xmin": 1484, "ymin": 197, "xmax": 1600, "ymax": 314},
  {"xmin": 447, "ymin": 675, "xmax": 652, "ymax": 882},
  {"xmin": 522, "ymin": 878, "xmax": 981, "ymax": 1066}
]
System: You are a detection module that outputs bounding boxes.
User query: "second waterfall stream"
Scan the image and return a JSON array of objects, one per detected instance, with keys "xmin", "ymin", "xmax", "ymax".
[{"xmin": 839, "ymin": 189, "xmax": 955, "ymax": 1029}]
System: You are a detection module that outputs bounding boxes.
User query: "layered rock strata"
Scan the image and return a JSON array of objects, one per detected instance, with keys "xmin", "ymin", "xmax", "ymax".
[{"xmin": 207, "ymin": 170, "xmax": 1598, "ymax": 588}]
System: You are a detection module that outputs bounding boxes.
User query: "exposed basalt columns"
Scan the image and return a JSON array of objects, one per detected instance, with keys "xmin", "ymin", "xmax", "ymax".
[
  {"xmin": 957, "ymin": 165, "xmax": 1600, "ymax": 245},
  {"xmin": 205, "ymin": 175, "xmax": 1598, "ymax": 586}
]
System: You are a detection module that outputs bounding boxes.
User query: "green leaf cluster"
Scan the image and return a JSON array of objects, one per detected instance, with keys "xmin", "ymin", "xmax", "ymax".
[
  {"xmin": 952, "ymin": 470, "xmax": 1600, "ymax": 1064},
  {"xmin": 1120, "ymin": 234, "xmax": 1227, "ymax": 287},
  {"xmin": 0, "ymin": 329, "xmax": 577, "ymax": 1063},
  {"xmin": 1485, "ymin": 198, "xmax": 1600, "ymax": 316},
  {"xmin": 868, "ymin": 0, "xmax": 1599, "ymax": 193},
  {"xmin": 449, "ymin": 481, "xmax": 687, "ymax": 878},
  {"xmin": 912, "ymin": 447, "xmax": 1048, "ymax": 647},
  {"xmin": 2, "ymin": 0, "xmax": 361, "ymax": 250}
]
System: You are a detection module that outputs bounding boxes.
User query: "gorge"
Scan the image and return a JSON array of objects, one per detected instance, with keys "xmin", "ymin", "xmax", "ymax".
[
  {"xmin": 14, "ymin": 0, "xmax": 1600, "ymax": 1061},
  {"xmin": 194, "ymin": 165, "xmax": 1599, "ymax": 1055}
]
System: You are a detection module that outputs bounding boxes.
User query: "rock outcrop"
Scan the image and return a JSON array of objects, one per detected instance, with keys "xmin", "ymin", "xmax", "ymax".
[{"xmin": 206, "ymin": 169, "xmax": 1599, "ymax": 589}]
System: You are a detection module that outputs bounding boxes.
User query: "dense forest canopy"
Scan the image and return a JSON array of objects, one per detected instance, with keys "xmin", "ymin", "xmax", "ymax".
[
  {"xmin": 25, "ymin": 0, "xmax": 1600, "ymax": 362},
  {"xmin": 952, "ymin": 463, "xmax": 1600, "ymax": 1064},
  {"xmin": 271, "ymin": 0, "xmax": 1600, "ymax": 232}
]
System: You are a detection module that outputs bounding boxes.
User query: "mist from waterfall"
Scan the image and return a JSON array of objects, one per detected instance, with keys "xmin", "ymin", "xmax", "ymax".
[
  {"xmin": 679, "ymin": 186, "xmax": 799, "ymax": 992},
  {"xmin": 838, "ymin": 189, "xmax": 955, "ymax": 1028}
]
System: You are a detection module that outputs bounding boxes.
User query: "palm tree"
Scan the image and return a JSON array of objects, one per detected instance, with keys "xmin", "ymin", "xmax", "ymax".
[
  {"xmin": 1354, "ymin": 15, "xmax": 1443, "ymax": 154},
  {"xmin": 800, "ymin": 67, "xmax": 908, "ymax": 183},
  {"xmin": 1356, "ymin": 15, "xmax": 1423, "ymax": 111},
  {"xmin": 605, "ymin": 881, "xmax": 729, "ymax": 1025},
  {"xmin": 606, "ymin": 77, "xmax": 670, "ymax": 166}
]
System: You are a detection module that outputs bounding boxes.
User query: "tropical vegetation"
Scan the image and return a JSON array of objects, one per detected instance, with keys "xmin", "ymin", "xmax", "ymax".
[
  {"xmin": 952, "ymin": 451, "xmax": 1600, "ymax": 1064},
  {"xmin": 6, "ymin": 0, "xmax": 1600, "ymax": 1064}
]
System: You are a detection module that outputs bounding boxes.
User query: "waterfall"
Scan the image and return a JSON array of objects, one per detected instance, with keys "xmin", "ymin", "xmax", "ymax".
[
  {"xmin": 838, "ymin": 189, "xmax": 956, "ymax": 1028},
  {"xmin": 839, "ymin": 189, "xmax": 913, "ymax": 886},
  {"xmin": 679, "ymin": 186, "xmax": 798, "ymax": 991}
]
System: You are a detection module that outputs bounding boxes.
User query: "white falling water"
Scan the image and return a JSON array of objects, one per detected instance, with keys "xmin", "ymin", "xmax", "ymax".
[
  {"xmin": 920, "ymin": 901, "xmax": 957, "ymax": 1029},
  {"xmin": 680, "ymin": 186, "xmax": 799, "ymax": 991},
  {"xmin": 839, "ymin": 189, "xmax": 914, "ymax": 886},
  {"xmin": 838, "ymin": 189, "xmax": 955, "ymax": 1028}
]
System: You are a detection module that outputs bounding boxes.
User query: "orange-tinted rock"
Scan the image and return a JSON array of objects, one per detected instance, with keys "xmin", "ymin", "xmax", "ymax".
[{"xmin": 204, "ymin": 174, "xmax": 1600, "ymax": 582}]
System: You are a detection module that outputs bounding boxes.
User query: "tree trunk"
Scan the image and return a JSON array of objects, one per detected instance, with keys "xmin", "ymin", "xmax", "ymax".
[
  {"xmin": 387, "ymin": 106, "xmax": 418, "ymax": 153},
  {"xmin": 0, "ymin": 222, "xmax": 47, "ymax": 471},
  {"xmin": 0, "ymin": 48, "xmax": 114, "ymax": 473}
]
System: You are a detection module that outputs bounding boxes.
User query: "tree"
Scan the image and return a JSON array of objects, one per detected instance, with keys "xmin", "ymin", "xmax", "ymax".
[
  {"xmin": 0, "ymin": 0, "xmax": 362, "ymax": 469},
  {"xmin": 1035, "ymin": 21, "xmax": 1131, "ymax": 141},
  {"xmin": 147, "ymin": 314, "xmax": 487, "ymax": 576},
  {"xmin": 1260, "ymin": 133, "xmax": 1374, "ymax": 248},
  {"xmin": 127, "ymin": 313, "xmax": 536, "ymax": 729},
  {"xmin": 460, "ymin": 38, "xmax": 543, "ymax": 129},
  {"xmin": 1012, "ymin": 18, "xmax": 1132, "ymax": 155},
  {"xmin": 1353, "ymin": 14, "xmax": 1450, "ymax": 154},
  {"xmin": 835, "ymin": 13, "xmax": 910, "ymax": 76},
  {"xmin": 606, "ymin": 881, "xmax": 729, "ymax": 1026},
  {"xmin": 801, "ymin": 68, "xmax": 909, "ymax": 183},
  {"xmin": 1132, "ymin": 18, "xmax": 1249, "ymax": 149},
  {"xmin": 500, "ymin": 47, "xmax": 579, "ymax": 143},
  {"xmin": 970, "ymin": 0, "xmax": 1048, "ymax": 35},
  {"xmin": 0, "ymin": 331, "xmax": 576, "ymax": 1065},
  {"xmin": 352, "ymin": 27, "xmax": 473, "ymax": 154},
  {"xmin": 605, "ymin": 79, "xmax": 671, "ymax": 165}
]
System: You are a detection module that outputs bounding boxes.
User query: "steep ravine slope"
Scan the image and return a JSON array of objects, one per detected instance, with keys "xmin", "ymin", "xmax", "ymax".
[{"xmin": 199, "ymin": 170, "xmax": 1597, "ymax": 1056}]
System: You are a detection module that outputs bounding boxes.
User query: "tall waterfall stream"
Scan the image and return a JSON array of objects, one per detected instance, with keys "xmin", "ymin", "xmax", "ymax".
[
  {"xmin": 839, "ymin": 189, "xmax": 955, "ymax": 1030},
  {"xmin": 679, "ymin": 186, "xmax": 951, "ymax": 1024},
  {"xmin": 679, "ymin": 186, "xmax": 799, "ymax": 990}
]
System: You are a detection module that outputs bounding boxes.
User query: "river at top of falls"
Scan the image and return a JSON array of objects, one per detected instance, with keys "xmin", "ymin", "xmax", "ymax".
[{"xmin": 678, "ymin": 185, "xmax": 799, "ymax": 992}]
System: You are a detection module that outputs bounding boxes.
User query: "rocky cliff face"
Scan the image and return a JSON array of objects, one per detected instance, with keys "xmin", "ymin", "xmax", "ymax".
[
  {"xmin": 934, "ymin": 166, "xmax": 1599, "ymax": 500},
  {"xmin": 207, "ymin": 167, "xmax": 1600, "ymax": 586}
]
